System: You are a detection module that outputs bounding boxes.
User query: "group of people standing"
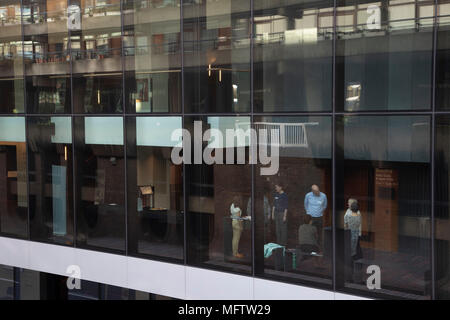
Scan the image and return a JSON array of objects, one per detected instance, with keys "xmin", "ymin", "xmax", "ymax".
[
  {"xmin": 229, "ymin": 183, "xmax": 329, "ymax": 258},
  {"xmin": 230, "ymin": 184, "xmax": 363, "ymax": 262}
]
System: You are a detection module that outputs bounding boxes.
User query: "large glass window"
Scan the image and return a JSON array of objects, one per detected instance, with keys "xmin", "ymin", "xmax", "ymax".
[
  {"xmin": 28, "ymin": 117, "xmax": 73, "ymax": 245},
  {"xmin": 437, "ymin": 1, "xmax": 450, "ymax": 110},
  {"xmin": 253, "ymin": 0, "xmax": 333, "ymax": 112},
  {"xmin": 435, "ymin": 115, "xmax": 450, "ymax": 299},
  {"xmin": 254, "ymin": 116, "xmax": 332, "ymax": 288},
  {"xmin": 123, "ymin": 0, "xmax": 181, "ymax": 113},
  {"xmin": 336, "ymin": 0, "xmax": 434, "ymax": 111},
  {"xmin": 0, "ymin": 265, "xmax": 14, "ymax": 300},
  {"xmin": 23, "ymin": 0, "xmax": 71, "ymax": 113},
  {"xmin": 74, "ymin": 116, "xmax": 125, "ymax": 252},
  {"xmin": 126, "ymin": 116, "xmax": 184, "ymax": 261},
  {"xmin": 183, "ymin": 0, "xmax": 251, "ymax": 113},
  {"xmin": 70, "ymin": 0, "xmax": 123, "ymax": 113},
  {"xmin": 336, "ymin": 115, "xmax": 431, "ymax": 299},
  {"xmin": 0, "ymin": 117, "xmax": 28, "ymax": 238},
  {"xmin": 0, "ymin": 0, "xmax": 24, "ymax": 114},
  {"xmin": 185, "ymin": 116, "xmax": 252, "ymax": 274}
]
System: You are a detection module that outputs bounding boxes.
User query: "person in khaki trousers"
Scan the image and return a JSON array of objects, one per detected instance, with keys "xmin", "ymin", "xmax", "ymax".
[{"xmin": 230, "ymin": 196, "xmax": 244, "ymax": 258}]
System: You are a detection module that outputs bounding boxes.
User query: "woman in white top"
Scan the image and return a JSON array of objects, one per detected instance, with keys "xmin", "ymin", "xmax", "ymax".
[{"xmin": 230, "ymin": 196, "xmax": 244, "ymax": 258}]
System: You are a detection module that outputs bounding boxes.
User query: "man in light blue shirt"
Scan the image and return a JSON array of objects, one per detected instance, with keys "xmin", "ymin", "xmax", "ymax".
[{"xmin": 304, "ymin": 185, "xmax": 327, "ymax": 250}]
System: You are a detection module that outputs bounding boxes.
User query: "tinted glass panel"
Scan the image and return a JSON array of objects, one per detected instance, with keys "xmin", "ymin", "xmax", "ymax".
[
  {"xmin": 437, "ymin": 2, "xmax": 450, "ymax": 110},
  {"xmin": 70, "ymin": 0, "xmax": 123, "ymax": 113},
  {"xmin": 435, "ymin": 115, "xmax": 450, "ymax": 299},
  {"xmin": 253, "ymin": 0, "xmax": 333, "ymax": 112},
  {"xmin": 28, "ymin": 117, "xmax": 73, "ymax": 245},
  {"xmin": 336, "ymin": 0, "xmax": 434, "ymax": 111},
  {"xmin": 183, "ymin": 0, "xmax": 251, "ymax": 113},
  {"xmin": 254, "ymin": 116, "xmax": 332, "ymax": 288},
  {"xmin": 185, "ymin": 116, "xmax": 252, "ymax": 273},
  {"xmin": 126, "ymin": 116, "xmax": 184, "ymax": 260},
  {"xmin": 123, "ymin": 0, "xmax": 181, "ymax": 113},
  {"xmin": 336, "ymin": 115, "xmax": 431, "ymax": 299},
  {"xmin": 0, "ymin": 0, "xmax": 24, "ymax": 114},
  {"xmin": 74, "ymin": 116, "xmax": 125, "ymax": 252},
  {"xmin": 0, "ymin": 117, "xmax": 28, "ymax": 238},
  {"xmin": 23, "ymin": 0, "xmax": 71, "ymax": 113}
]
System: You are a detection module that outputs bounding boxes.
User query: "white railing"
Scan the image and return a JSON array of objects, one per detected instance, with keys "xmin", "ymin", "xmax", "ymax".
[{"xmin": 235, "ymin": 122, "xmax": 318, "ymax": 148}]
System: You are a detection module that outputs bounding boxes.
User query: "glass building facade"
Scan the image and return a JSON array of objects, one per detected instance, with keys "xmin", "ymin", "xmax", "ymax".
[{"xmin": 0, "ymin": 0, "xmax": 450, "ymax": 300}]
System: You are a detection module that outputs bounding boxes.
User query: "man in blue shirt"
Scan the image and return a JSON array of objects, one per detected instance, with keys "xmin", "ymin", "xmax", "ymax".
[
  {"xmin": 272, "ymin": 183, "xmax": 288, "ymax": 246},
  {"xmin": 304, "ymin": 184, "xmax": 327, "ymax": 250}
]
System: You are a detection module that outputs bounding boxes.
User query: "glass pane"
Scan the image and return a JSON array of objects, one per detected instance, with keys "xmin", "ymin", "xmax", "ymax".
[
  {"xmin": 437, "ymin": 1, "xmax": 450, "ymax": 110},
  {"xmin": 0, "ymin": 117, "xmax": 28, "ymax": 238},
  {"xmin": 253, "ymin": 0, "xmax": 333, "ymax": 112},
  {"xmin": 185, "ymin": 116, "xmax": 252, "ymax": 274},
  {"xmin": 126, "ymin": 116, "xmax": 184, "ymax": 260},
  {"xmin": 435, "ymin": 115, "xmax": 450, "ymax": 299},
  {"xmin": 123, "ymin": 0, "xmax": 181, "ymax": 113},
  {"xmin": 254, "ymin": 116, "xmax": 332, "ymax": 288},
  {"xmin": 336, "ymin": 115, "xmax": 431, "ymax": 299},
  {"xmin": 336, "ymin": 0, "xmax": 434, "ymax": 111},
  {"xmin": 74, "ymin": 116, "xmax": 125, "ymax": 252},
  {"xmin": 28, "ymin": 117, "xmax": 73, "ymax": 245},
  {"xmin": 0, "ymin": 265, "xmax": 14, "ymax": 300},
  {"xmin": 0, "ymin": 0, "xmax": 24, "ymax": 114},
  {"xmin": 70, "ymin": 0, "xmax": 123, "ymax": 113},
  {"xmin": 23, "ymin": 1, "xmax": 71, "ymax": 113},
  {"xmin": 183, "ymin": 0, "xmax": 251, "ymax": 113}
]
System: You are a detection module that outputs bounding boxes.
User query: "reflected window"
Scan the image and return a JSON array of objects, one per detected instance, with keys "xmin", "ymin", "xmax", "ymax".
[
  {"xmin": 0, "ymin": 265, "xmax": 14, "ymax": 300},
  {"xmin": 28, "ymin": 117, "xmax": 73, "ymax": 245},
  {"xmin": 0, "ymin": 0, "xmax": 24, "ymax": 114},
  {"xmin": 74, "ymin": 117, "xmax": 125, "ymax": 252},
  {"xmin": 183, "ymin": 0, "xmax": 251, "ymax": 113},
  {"xmin": 253, "ymin": 0, "xmax": 333, "ymax": 112},
  {"xmin": 336, "ymin": 0, "xmax": 434, "ymax": 111},
  {"xmin": 73, "ymin": 73, "xmax": 123, "ymax": 113},
  {"xmin": 435, "ymin": 115, "xmax": 450, "ymax": 299},
  {"xmin": 0, "ymin": 117, "xmax": 28, "ymax": 238},
  {"xmin": 124, "ymin": 0, "xmax": 181, "ymax": 113},
  {"xmin": 336, "ymin": 115, "xmax": 431, "ymax": 299},
  {"xmin": 126, "ymin": 116, "xmax": 184, "ymax": 261},
  {"xmin": 437, "ymin": 1, "xmax": 450, "ymax": 109},
  {"xmin": 254, "ymin": 116, "xmax": 332, "ymax": 288},
  {"xmin": 185, "ymin": 116, "xmax": 252, "ymax": 273}
]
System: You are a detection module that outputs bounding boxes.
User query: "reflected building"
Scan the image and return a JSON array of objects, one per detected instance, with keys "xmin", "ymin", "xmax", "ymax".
[{"xmin": 0, "ymin": 0, "xmax": 449, "ymax": 300}]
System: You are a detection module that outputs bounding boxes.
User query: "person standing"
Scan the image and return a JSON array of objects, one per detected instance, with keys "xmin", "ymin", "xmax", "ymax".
[
  {"xmin": 304, "ymin": 184, "xmax": 327, "ymax": 250},
  {"xmin": 272, "ymin": 184, "xmax": 288, "ymax": 246},
  {"xmin": 344, "ymin": 202, "xmax": 362, "ymax": 259},
  {"xmin": 230, "ymin": 196, "xmax": 244, "ymax": 258}
]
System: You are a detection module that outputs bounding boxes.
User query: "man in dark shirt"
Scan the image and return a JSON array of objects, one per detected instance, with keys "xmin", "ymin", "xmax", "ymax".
[{"xmin": 272, "ymin": 183, "xmax": 288, "ymax": 246}]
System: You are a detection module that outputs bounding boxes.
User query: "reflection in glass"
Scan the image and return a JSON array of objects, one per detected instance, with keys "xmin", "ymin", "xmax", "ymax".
[
  {"xmin": 0, "ymin": 117, "xmax": 28, "ymax": 238},
  {"xmin": 74, "ymin": 117, "xmax": 125, "ymax": 252},
  {"xmin": 127, "ymin": 116, "xmax": 184, "ymax": 260},
  {"xmin": 183, "ymin": 0, "xmax": 251, "ymax": 113},
  {"xmin": 254, "ymin": 116, "xmax": 332, "ymax": 288},
  {"xmin": 435, "ymin": 116, "xmax": 450, "ymax": 299},
  {"xmin": 28, "ymin": 117, "xmax": 73, "ymax": 245},
  {"xmin": 185, "ymin": 116, "xmax": 252, "ymax": 273},
  {"xmin": 22, "ymin": 0, "xmax": 71, "ymax": 113},
  {"xmin": 253, "ymin": 0, "xmax": 333, "ymax": 112},
  {"xmin": 72, "ymin": 73, "xmax": 122, "ymax": 113},
  {"xmin": 336, "ymin": 115, "xmax": 431, "ymax": 299},
  {"xmin": 70, "ymin": 0, "xmax": 123, "ymax": 113},
  {"xmin": 0, "ymin": 0, "xmax": 24, "ymax": 113},
  {"xmin": 124, "ymin": 0, "xmax": 181, "ymax": 113},
  {"xmin": 437, "ymin": 4, "xmax": 450, "ymax": 109},
  {"xmin": 0, "ymin": 265, "xmax": 14, "ymax": 300},
  {"xmin": 336, "ymin": 0, "xmax": 434, "ymax": 111}
]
